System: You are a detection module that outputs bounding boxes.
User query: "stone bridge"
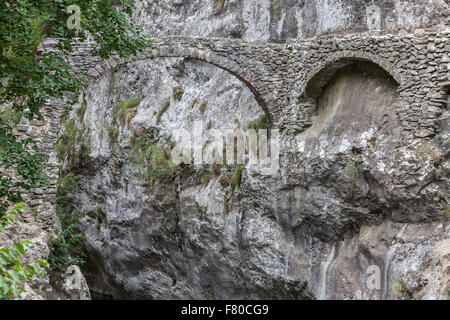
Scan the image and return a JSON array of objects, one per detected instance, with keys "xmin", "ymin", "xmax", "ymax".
[
  {"xmin": 17, "ymin": 25, "xmax": 450, "ymax": 228},
  {"xmin": 75, "ymin": 29, "xmax": 449, "ymax": 130}
]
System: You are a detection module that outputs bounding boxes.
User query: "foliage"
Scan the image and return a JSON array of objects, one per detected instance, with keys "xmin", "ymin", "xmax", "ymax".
[
  {"xmin": 55, "ymin": 119, "xmax": 91, "ymax": 170},
  {"xmin": 172, "ymin": 86, "xmax": 184, "ymax": 101},
  {"xmin": 113, "ymin": 97, "xmax": 140, "ymax": 125},
  {"xmin": 247, "ymin": 114, "xmax": 267, "ymax": 130},
  {"xmin": 0, "ymin": 203, "xmax": 49, "ymax": 300},
  {"xmin": 48, "ymin": 173, "xmax": 85, "ymax": 272},
  {"xmin": 131, "ymin": 137, "xmax": 181, "ymax": 186},
  {"xmin": 443, "ymin": 203, "xmax": 450, "ymax": 219},
  {"xmin": 49, "ymin": 210, "xmax": 85, "ymax": 273},
  {"xmin": 0, "ymin": 128, "xmax": 48, "ymax": 217},
  {"xmin": 230, "ymin": 164, "xmax": 246, "ymax": 196},
  {"xmin": 0, "ymin": 0, "xmax": 149, "ymax": 217},
  {"xmin": 0, "ymin": 203, "xmax": 25, "ymax": 232},
  {"xmin": 156, "ymin": 99, "xmax": 170, "ymax": 123},
  {"xmin": 0, "ymin": 0, "xmax": 148, "ymax": 299},
  {"xmin": 0, "ymin": 108, "xmax": 22, "ymax": 127},
  {"xmin": 199, "ymin": 101, "xmax": 208, "ymax": 114}
]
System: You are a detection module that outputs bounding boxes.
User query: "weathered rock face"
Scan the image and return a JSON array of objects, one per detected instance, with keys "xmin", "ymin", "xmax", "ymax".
[
  {"xmin": 18, "ymin": 0, "xmax": 449, "ymax": 299},
  {"xmin": 133, "ymin": 0, "xmax": 450, "ymax": 40}
]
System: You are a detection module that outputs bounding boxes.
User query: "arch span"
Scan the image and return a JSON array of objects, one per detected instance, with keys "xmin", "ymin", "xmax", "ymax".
[
  {"xmin": 291, "ymin": 56, "xmax": 401, "ymax": 134},
  {"xmin": 85, "ymin": 38, "xmax": 273, "ymax": 125},
  {"xmin": 301, "ymin": 53, "xmax": 401, "ymax": 101}
]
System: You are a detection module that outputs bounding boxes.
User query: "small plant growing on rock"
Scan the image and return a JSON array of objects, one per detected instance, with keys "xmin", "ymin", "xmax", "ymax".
[
  {"xmin": 247, "ymin": 114, "xmax": 267, "ymax": 130},
  {"xmin": 55, "ymin": 119, "xmax": 91, "ymax": 170},
  {"xmin": 200, "ymin": 163, "xmax": 221, "ymax": 186},
  {"xmin": 108, "ymin": 126, "xmax": 119, "ymax": 144},
  {"xmin": 199, "ymin": 101, "xmax": 208, "ymax": 114},
  {"xmin": 0, "ymin": 108, "xmax": 22, "ymax": 126},
  {"xmin": 353, "ymin": 156, "xmax": 364, "ymax": 169},
  {"xmin": 443, "ymin": 203, "xmax": 450, "ymax": 219},
  {"xmin": 190, "ymin": 99, "xmax": 198, "ymax": 108},
  {"xmin": 193, "ymin": 202, "xmax": 207, "ymax": 221},
  {"xmin": 131, "ymin": 137, "xmax": 181, "ymax": 186},
  {"xmin": 415, "ymin": 142, "xmax": 440, "ymax": 164},
  {"xmin": 230, "ymin": 164, "xmax": 246, "ymax": 196},
  {"xmin": 95, "ymin": 205, "xmax": 103, "ymax": 223},
  {"xmin": 172, "ymin": 86, "xmax": 184, "ymax": 101},
  {"xmin": 392, "ymin": 281, "xmax": 406, "ymax": 298},
  {"xmin": 76, "ymin": 100, "xmax": 88, "ymax": 121},
  {"xmin": 157, "ymin": 99, "xmax": 170, "ymax": 123},
  {"xmin": 201, "ymin": 172, "xmax": 213, "ymax": 186},
  {"xmin": 343, "ymin": 156, "xmax": 365, "ymax": 176},
  {"xmin": 223, "ymin": 196, "xmax": 229, "ymax": 214},
  {"xmin": 213, "ymin": 0, "xmax": 226, "ymax": 9},
  {"xmin": 113, "ymin": 97, "xmax": 141, "ymax": 125},
  {"xmin": 48, "ymin": 173, "xmax": 86, "ymax": 273}
]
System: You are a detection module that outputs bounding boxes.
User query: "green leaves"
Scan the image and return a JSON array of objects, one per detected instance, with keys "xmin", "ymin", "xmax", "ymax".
[
  {"xmin": 48, "ymin": 173, "xmax": 85, "ymax": 272},
  {"xmin": 0, "ymin": 204, "xmax": 49, "ymax": 300},
  {"xmin": 0, "ymin": 237, "xmax": 48, "ymax": 300},
  {"xmin": 0, "ymin": 0, "xmax": 148, "ymax": 299},
  {"xmin": 0, "ymin": 127, "xmax": 48, "ymax": 218},
  {"xmin": 0, "ymin": 203, "xmax": 25, "ymax": 231},
  {"xmin": 0, "ymin": 0, "xmax": 148, "ymax": 217}
]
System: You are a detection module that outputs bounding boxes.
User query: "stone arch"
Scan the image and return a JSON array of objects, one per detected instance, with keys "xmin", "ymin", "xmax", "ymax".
[
  {"xmin": 294, "ymin": 53, "xmax": 401, "ymax": 134},
  {"xmin": 301, "ymin": 53, "xmax": 402, "ymax": 101},
  {"xmin": 85, "ymin": 40, "xmax": 273, "ymax": 125}
]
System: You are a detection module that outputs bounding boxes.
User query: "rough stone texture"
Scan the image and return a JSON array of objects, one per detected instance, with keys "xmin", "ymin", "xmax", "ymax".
[
  {"xmin": 5, "ymin": 1, "xmax": 450, "ymax": 300},
  {"xmin": 134, "ymin": 0, "xmax": 450, "ymax": 40}
]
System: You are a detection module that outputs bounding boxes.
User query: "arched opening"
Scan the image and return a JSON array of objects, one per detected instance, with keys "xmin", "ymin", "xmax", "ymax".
[
  {"xmin": 300, "ymin": 60, "xmax": 399, "ymax": 142},
  {"xmin": 102, "ymin": 49, "xmax": 273, "ymax": 125}
]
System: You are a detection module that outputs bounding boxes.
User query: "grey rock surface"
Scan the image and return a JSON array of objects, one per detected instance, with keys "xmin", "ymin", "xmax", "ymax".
[{"xmin": 5, "ymin": 0, "xmax": 450, "ymax": 300}]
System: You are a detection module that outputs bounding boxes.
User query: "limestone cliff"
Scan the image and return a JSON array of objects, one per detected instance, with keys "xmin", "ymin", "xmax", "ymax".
[{"xmin": 9, "ymin": 0, "xmax": 450, "ymax": 300}]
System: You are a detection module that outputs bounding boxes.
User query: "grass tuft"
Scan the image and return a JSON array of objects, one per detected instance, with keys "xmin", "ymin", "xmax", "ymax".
[
  {"xmin": 230, "ymin": 164, "xmax": 246, "ymax": 196},
  {"xmin": 113, "ymin": 97, "xmax": 141, "ymax": 125},
  {"xmin": 247, "ymin": 114, "xmax": 267, "ymax": 130},
  {"xmin": 199, "ymin": 101, "xmax": 208, "ymax": 115},
  {"xmin": 172, "ymin": 86, "xmax": 184, "ymax": 101},
  {"xmin": 0, "ymin": 108, "xmax": 22, "ymax": 126},
  {"xmin": 157, "ymin": 99, "xmax": 170, "ymax": 123}
]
